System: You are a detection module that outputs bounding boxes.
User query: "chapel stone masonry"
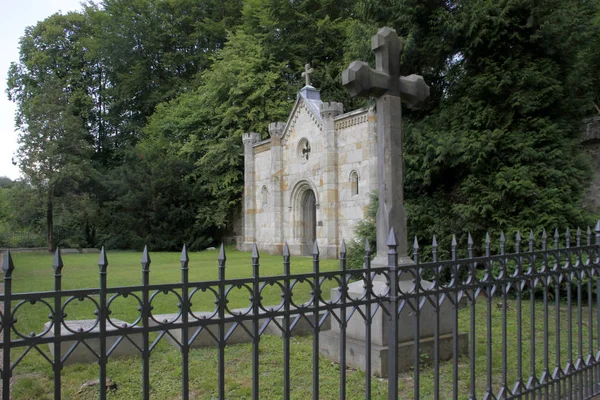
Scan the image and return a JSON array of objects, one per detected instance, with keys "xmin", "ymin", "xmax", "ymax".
[{"xmin": 240, "ymin": 83, "xmax": 378, "ymax": 258}]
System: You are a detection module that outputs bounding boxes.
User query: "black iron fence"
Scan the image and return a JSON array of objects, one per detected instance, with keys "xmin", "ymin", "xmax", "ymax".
[{"xmin": 1, "ymin": 224, "xmax": 600, "ymax": 399}]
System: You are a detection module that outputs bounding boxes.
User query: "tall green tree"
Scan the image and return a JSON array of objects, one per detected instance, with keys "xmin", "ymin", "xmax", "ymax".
[
  {"xmin": 7, "ymin": 12, "xmax": 97, "ymax": 250},
  {"xmin": 144, "ymin": 31, "xmax": 290, "ymax": 240},
  {"xmin": 402, "ymin": 0, "xmax": 596, "ymax": 249},
  {"xmin": 88, "ymin": 0, "xmax": 243, "ymax": 150}
]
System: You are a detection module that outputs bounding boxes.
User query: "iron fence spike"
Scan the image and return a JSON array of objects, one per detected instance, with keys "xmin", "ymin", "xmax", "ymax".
[
  {"xmin": 141, "ymin": 245, "xmax": 151, "ymax": 265},
  {"xmin": 364, "ymin": 238, "xmax": 371, "ymax": 252},
  {"xmin": 282, "ymin": 242, "xmax": 290, "ymax": 257},
  {"xmin": 340, "ymin": 239, "xmax": 347, "ymax": 254},
  {"xmin": 529, "ymin": 230, "xmax": 535, "ymax": 241},
  {"xmin": 252, "ymin": 243, "xmax": 260, "ymax": 259},
  {"xmin": 98, "ymin": 247, "xmax": 108, "ymax": 268},
  {"xmin": 2, "ymin": 249, "xmax": 14, "ymax": 275},
  {"xmin": 386, "ymin": 228, "xmax": 398, "ymax": 247},
  {"xmin": 218, "ymin": 243, "xmax": 226, "ymax": 263},
  {"xmin": 565, "ymin": 227, "xmax": 571, "ymax": 238},
  {"xmin": 500, "ymin": 231, "xmax": 505, "ymax": 242},
  {"xmin": 180, "ymin": 244, "xmax": 189, "ymax": 263},
  {"xmin": 432, "ymin": 235, "xmax": 438, "ymax": 247},
  {"xmin": 413, "ymin": 236, "xmax": 419, "ymax": 250},
  {"xmin": 515, "ymin": 231, "xmax": 521, "ymax": 242},
  {"xmin": 542, "ymin": 229, "xmax": 547, "ymax": 240},
  {"xmin": 485, "ymin": 231, "xmax": 491, "ymax": 244},
  {"xmin": 468, "ymin": 233, "xmax": 473, "ymax": 245},
  {"xmin": 52, "ymin": 248, "xmax": 64, "ymax": 270},
  {"xmin": 554, "ymin": 228, "xmax": 559, "ymax": 239},
  {"xmin": 451, "ymin": 234, "xmax": 457, "ymax": 247},
  {"xmin": 595, "ymin": 219, "xmax": 600, "ymax": 233},
  {"xmin": 312, "ymin": 240, "xmax": 320, "ymax": 256},
  {"xmin": 587, "ymin": 226, "xmax": 592, "ymax": 237}
]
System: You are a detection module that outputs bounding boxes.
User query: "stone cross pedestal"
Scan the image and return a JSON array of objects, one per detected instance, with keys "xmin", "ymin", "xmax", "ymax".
[{"xmin": 319, "ymin": 27, "xmax": 467, "ymax": 376}]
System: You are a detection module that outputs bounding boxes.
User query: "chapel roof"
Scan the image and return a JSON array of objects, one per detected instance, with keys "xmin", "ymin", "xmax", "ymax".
[{"xmin": 298, "ymin": 85, "xmax": 323, "ymax": 122}]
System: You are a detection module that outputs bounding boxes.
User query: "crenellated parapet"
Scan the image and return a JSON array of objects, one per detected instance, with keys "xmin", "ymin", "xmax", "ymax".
[
  {"xmin": 242, "ymin": 132, "xmax": 261, "ymax": 146},
  {"xmin": 268, "ymin": 122, "xmax": 286, "ymax": 141},
  {"xmin": 320, "ymin": 102, "xmax": 344, "ymax": 120}
]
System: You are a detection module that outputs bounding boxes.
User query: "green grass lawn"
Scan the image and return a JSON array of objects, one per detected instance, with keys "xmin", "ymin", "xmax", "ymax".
[{"xmin": 4, "ymin": 249, "xmax": 599, "ymax": 399}]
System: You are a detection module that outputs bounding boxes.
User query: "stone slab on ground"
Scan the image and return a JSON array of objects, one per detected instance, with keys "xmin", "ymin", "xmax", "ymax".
[
  {"xmin": 150, "ymin": 305, "xmax": 332, "ymax": 348},
  {"xmin": 263, "ymin": 308, "xmax": 331, "ymax": 337},
  {"xmin": 43, "ymin": 319, "xmax": 143, "ymax": 365},
  {"xmin": 319, "ymin": 330, "xmax": 468, "ymax": 377},
  {"xmin": 149, "ymin": 311, "xmax": 256, "ymax": 348}
]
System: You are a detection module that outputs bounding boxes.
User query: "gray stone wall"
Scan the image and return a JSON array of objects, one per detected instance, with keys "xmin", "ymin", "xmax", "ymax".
[{"xmin": 582, "ymin": 116, "xmax": 600, "ymax": 213}]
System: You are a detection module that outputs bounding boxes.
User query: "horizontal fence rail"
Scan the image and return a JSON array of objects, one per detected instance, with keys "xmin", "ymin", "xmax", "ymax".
[{"xmin": 1, "ymin": 224, "xmax": 600, "ymax": 399}]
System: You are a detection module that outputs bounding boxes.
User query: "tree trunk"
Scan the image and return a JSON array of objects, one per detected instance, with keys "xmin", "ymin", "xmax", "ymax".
[{"xmin": 47, "ymin": 187, "xmax": 54, "ymax": 252}]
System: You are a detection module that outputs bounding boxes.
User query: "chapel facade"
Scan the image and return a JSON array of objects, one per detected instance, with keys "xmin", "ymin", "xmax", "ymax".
[{"xmin": 240, "ymin": 83, "xmax": 378, "ymax": 258}]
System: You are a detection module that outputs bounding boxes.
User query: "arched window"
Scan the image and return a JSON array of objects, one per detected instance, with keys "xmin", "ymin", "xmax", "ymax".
[
  {"xmin": 350, "ymin": 171, "xmax": 359, "ymax": 196},
  {"xmin": 261, "ymin": 186, "xmax": 268, "ymax": 208}
]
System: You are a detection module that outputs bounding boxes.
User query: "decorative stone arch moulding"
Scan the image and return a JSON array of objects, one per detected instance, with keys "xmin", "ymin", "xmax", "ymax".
[
  {"xmin": 289, "ymin": 179, "xmax": 320, "ymax": 244},
  {"xmin": 289, "ymin": 179, "xmax": 320, "ymax": 211}
]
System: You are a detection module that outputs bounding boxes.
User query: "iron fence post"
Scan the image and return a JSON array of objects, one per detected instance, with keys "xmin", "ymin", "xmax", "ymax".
[
  {"xmin": 386, "ymin": 228, "xmax": 399, "ymax": 400},
  {"xmin": 451, "ymin": 234, "xmax": 459, "ymax": 400},
  {"xmin": 339, "ymin": 240, "xmax": 347, "ymax": 400},
  {"xmin": 141, "ymin": 246, "xmax": 151, "ymax": 400},
  {"xmin": 217, "ymin": 244, "xmax": 226, "ymax": 400},
  {"xmin": 412, "ymin": 236, "xmax": 421, "ymax": 400},
  {"xmin": 2, "ymin": 251, "xmax": 14, "ymax": 400},
  {"xmin": 527, "ymin": 231, "xmax": 538, "ymax": 393},
  {"xmin": 180, "ymin": 245, "xmax": 190, "ymax": 400},
  {"xmin": 515, "ymin": 232, "xmax": 523, "ymax": 396},
  {"xmin": 485, "ymin": 232, "xmax": 494, "ymax": 398},
  {"xmin": 251, "ymin": 244, "xmax": 260, "ymax": 400},
  {"xmin": 98, "ymin": 247, "xmax": 108, "ymax": 400},
  {"xmin": 468, "ymin": 233, "xmax": 476, "ymax": 400},
  {"xmin": 592, "ymin": 220, "xmax": 600, "ymax": 392},
  {"xmin": 432, "ymin": 235, "xmax": 441, "ymax": 400},
  {"xmin": 282, "ymin": 243, "xmax": 291, "ymax": 400},
  {"xmin": 553, "ymin": 229, "xmax": 563, "ymax": 398},
  {"xmin": 311, "ymin": 241, "xmax": 320, "ymax": 400},
  {"xmin": 364, "ymin": 239, "xmax": 372, "ymax": 398},
  {"xmin": 52, "ymin": 249, "xmax": 63, "ymax": 400}
]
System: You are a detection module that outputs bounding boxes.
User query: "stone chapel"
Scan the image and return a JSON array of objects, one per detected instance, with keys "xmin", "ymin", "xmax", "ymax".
[{"xmin": 240, "ymin": 78, "xmax": 378, "ymax": 258}]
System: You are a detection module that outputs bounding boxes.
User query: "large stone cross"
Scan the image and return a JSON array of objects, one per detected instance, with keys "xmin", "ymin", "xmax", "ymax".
[{"xmin": 342, "ymin": 27, "xmax": 430, "ymax": 265}]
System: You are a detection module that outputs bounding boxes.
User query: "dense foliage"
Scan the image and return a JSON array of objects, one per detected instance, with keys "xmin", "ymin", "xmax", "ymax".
[{"xmin": 4, "ymin": 0, "xmax": 600, "ymax": 251}]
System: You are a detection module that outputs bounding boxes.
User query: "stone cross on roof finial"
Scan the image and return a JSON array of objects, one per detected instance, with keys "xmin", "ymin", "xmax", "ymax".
[{"xmin": 301, "ymin": 63, "xmax": 314, "ymax": 87}]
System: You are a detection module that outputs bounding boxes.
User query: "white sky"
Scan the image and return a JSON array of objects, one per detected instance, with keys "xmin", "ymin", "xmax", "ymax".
[{"xmin": 0, "ymin": 0, "xmax": 86, "ymax": 180}]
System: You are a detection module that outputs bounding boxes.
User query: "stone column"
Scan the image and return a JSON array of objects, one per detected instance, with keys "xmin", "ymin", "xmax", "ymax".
[
  {"xmin": 242, "ymin": 132, "xmax": 261, "ymax": 251},
  {"xmin": 268, "ymin": 122, "xmax": 285, "ymax": 255},
  {"xmin": 320, "ymin": 102, "xmax": 343, "ymax": 258}
]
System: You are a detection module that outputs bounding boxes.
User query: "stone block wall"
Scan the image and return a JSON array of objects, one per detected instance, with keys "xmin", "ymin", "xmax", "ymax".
[{"xmin": 335, "ymin": 109, "xmax": 376, "ymax": 242}]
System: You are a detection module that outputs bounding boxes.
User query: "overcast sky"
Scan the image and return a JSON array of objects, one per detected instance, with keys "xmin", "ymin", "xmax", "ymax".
[{"xmin": 0, "ymin": 0, "xmax": 86, "ymax": 180}]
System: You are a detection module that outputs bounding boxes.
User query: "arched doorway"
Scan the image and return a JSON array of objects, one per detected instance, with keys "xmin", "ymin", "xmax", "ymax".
[{"xmin": 301, "ymin": 189, "xmax": 317, "ymax": 255}]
